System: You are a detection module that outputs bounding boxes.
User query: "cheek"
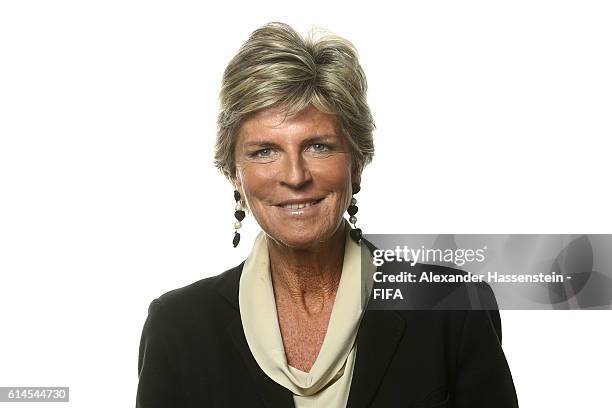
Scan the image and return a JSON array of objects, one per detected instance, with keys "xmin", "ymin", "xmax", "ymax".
[
  {"xmin": 238, "ymin": 164, "xmax": 274, "ymax": 203},
  {"xmin": 313, "ymin": 159, "xmax": 353, "ymax": 204}
]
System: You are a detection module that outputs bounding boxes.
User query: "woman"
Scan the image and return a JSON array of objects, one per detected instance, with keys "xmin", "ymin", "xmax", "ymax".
[{"xmin": 136, "ymin": 22, "xmax": 518, "ymax": 407}]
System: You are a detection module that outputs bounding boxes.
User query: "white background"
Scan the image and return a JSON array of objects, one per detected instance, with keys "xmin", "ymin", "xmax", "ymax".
[{"xmin": 1, "ymin": 1, "xmax": 611, "ymax": 407}]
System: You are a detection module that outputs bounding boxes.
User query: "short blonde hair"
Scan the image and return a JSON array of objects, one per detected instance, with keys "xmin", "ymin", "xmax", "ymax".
[{"xmin": 214, "ymin": 22, "xmax": 375, "ymax": 180}]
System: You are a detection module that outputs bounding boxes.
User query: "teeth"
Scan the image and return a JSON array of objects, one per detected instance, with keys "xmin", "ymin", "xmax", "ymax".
[{"xmin": 282, "ymin": 201, "xmax": 318, "ymax": 210}]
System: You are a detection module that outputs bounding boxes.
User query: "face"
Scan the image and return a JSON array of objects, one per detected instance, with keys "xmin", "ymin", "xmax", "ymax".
[{"xmin": 233, "ymin": 105, "xmax": 360, "ymax": 249}]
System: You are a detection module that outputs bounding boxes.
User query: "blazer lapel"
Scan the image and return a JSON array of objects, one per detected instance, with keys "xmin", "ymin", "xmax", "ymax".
[
  {"xmin": 346, "ymin": 309, "xmax": 406, "ymax": 408},
  {"xmin": 216, "ymin": 264, "xmax": 295, "ymax": 408}
]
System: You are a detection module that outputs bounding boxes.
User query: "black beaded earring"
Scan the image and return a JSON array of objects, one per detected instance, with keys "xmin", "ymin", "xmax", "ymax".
[
  {"xmin": 233, "ymin": 190, "xmax": 245, "ymax": 248},
  {"xmin": 348, "ymin": 183, "xmax": 362, "ymax": 244}
]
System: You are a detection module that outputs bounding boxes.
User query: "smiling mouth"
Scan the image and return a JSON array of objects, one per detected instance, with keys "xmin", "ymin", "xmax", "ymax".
[{"xmin": 276, "ymin": 198, "xmax": 324, "ymax": 210}]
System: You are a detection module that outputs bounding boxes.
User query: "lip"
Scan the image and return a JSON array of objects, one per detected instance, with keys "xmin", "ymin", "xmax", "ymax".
[
  {"xmin": 274, "ymin": 197, "xmax": 325, "ymax": 207},
  {"xmin": 274, "ymin": 196, "xmax": 325, "ymax": 214}
]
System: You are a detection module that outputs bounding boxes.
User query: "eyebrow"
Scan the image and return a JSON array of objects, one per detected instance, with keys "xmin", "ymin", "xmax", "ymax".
[{"xmin": 242, "ymin": 134, "xmax": 339, "ymax": 149}]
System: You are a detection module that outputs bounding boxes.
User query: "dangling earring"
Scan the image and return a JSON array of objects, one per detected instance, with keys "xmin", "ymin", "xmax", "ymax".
[
  {"xmin": 348, "ymin": 183, "xmax": 362, "ymax": 244},
  {"xmin": 233, "ymin": 190, "xmax": 245, "ymax": 247}
]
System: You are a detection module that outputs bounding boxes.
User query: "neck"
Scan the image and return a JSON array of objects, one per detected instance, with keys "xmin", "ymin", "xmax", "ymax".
[{"xmin": 267, "ymin": 223, "xmax": 347, "ymax": 313}]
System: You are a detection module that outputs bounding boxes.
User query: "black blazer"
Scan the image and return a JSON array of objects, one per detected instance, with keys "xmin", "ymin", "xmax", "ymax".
[{"xmin": 136, "ymin": 260, "xmax": 519, "ymax": 407}]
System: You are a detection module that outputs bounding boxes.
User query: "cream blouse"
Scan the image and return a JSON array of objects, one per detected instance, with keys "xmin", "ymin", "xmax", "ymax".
[{"xmin": 239, "ymin": 223, "xmax": 375, "ymax": 407}]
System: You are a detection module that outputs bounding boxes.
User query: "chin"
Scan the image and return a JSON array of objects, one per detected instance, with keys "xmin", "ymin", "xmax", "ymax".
[
  {"xmin": 265, "ymin": 222, "xmax": 342, "ymax": 250},
  {"xmin": 267, "ymin": 231, "xmax": 320, "ymax": 249}
]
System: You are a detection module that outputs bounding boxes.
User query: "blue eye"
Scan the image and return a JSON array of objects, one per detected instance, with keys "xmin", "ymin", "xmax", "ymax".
[
  {"xmin": 253, "ymin": 148, "xmax": 272, "ymax": 157},
  {"xmin": 311, "ymin": 143, "xmax": 331, "ymax": 152}
]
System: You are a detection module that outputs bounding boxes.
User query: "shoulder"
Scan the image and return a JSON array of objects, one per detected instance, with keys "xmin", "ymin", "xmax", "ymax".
[
  {"xmin": 159, "ymin": 262, "xmax": 241, "ymax": 305},
  {"xmin": 144, "ymin": 262, "xmax": 244, "ymax": 334}
]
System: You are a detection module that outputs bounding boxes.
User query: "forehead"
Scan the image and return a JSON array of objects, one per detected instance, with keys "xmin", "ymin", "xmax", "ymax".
[{"xmin": 237, "ymin": 105, "xmax": 339, "ymax": 142}]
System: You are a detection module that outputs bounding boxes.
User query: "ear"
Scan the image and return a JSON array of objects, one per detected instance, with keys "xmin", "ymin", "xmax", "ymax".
[
  {"xmin": 230, "ymin": 167, "xmax": 242, "ymax": 190},
  {"xmin": 351, "ymin": 165, "xmax": 362, "ymax": 188}
]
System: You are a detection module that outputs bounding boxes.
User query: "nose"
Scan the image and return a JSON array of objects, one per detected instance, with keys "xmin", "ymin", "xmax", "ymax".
[{"xmin": 279, "ymin": 152, "xmax": 312, "ymax": 189}]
